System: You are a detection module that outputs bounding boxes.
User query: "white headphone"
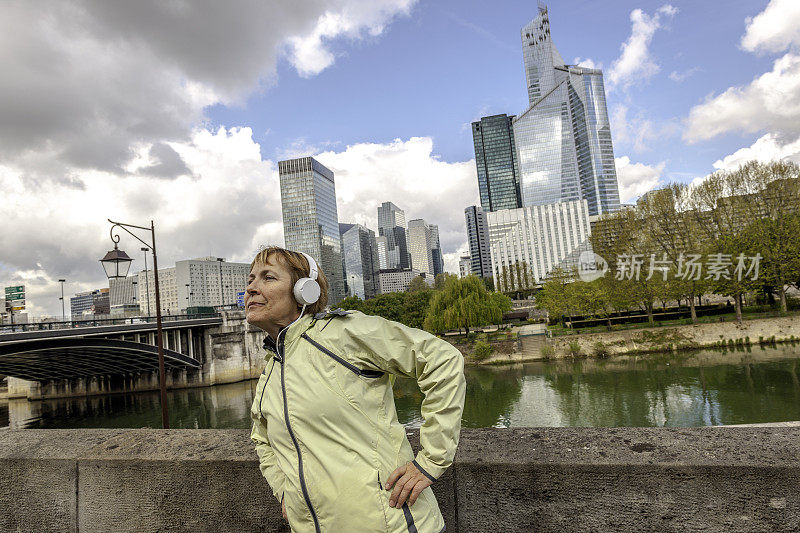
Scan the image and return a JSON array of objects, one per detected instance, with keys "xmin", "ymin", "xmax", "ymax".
[{"xmin": 293, "ymin": 252, "xmax": 321, "ymax": 306}]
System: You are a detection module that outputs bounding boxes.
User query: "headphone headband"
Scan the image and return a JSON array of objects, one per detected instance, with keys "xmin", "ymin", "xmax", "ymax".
[{"xmin": 299, "ymin": 252, "xmax": 318, "ymax": 281}]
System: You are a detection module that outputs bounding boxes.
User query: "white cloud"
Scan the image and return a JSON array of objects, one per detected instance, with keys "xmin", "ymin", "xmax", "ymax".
[
  {"xmin": 0, "ymin": 1, "xmax": 415, "ymax": 178},
  {"xmin": 573, "ymin": 57, "xmax": 602, "ymax": 70},
  {"xmin": 712, "ymin": 133, "xmax": 800, "ymax": 171},
  {"xmin": 684, "ymin": 54, "xmax": 800, "ymax": 143},
  {"xmin": 741, "ymin": 0, "xmax": 800, "ymax": 54},
  {"xmin": 314, "ymin": 137, "xmax": 478, "ymax": 272},
  {"xmin": 607, "ymin": 5, "xmax": 677, "ymax": 90},
  {"xmin": 289, "ymin": 0, "xmax": 415, "ymax": 77},
  {"xmin": 611, "ymin": 104, "xmax": 679, "ymax": 153},
  {"xmin": 614, "ymin": 156, "xmax": 665, "ymax": 202},
  {"xmin": 668, "ymin": 67, "xmax": 700, "ymax": 82}
]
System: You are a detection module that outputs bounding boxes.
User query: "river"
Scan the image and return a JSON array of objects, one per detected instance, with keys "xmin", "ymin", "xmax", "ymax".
[{"xmin": 2, "ymin": 344, "xmax": 799, "ymax": 429}]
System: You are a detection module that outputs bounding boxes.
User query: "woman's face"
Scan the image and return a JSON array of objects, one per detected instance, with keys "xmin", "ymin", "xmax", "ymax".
[{"xmin": 245, "ymin": 256, "xmax": 299, "ymax": 336}]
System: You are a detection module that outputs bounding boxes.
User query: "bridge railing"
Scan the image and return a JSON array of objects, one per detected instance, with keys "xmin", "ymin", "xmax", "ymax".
[{"xmin": 0, "ymin": 311, "xmax": 224, "ymax": 334}]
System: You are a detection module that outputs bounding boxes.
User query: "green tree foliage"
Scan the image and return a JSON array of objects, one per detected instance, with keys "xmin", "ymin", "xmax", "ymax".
[
  {"xmin": 338, "ymin": 291, "xmax": 435, "ymax": 330},
  {"xmin": 535, "ymin": 267, "xmax": 572, "ymax": 322},
  {"xmin": 434, "ymin": 272, "xmax": 458, "ymax": 290},
  {"xmin": 423, "ymin": 275, "xmax": 512, "ymax": 334},
  {"xmin": 401, "ymin": 289, "xmax": 435, "ymax": 329},
  {"xmin": 406, "ymin": 275, "xmax": 428, "ymax": 293}
]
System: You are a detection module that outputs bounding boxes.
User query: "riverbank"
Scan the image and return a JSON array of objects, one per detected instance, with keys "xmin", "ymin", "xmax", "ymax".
[{"xmin": 457, "ymin": 314, "xmax": 800, "ymax": 364}]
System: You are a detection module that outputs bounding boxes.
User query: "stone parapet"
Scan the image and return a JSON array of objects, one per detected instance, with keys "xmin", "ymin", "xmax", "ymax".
[{"xmin": 1, "ymin": 427, "xmax": 798, "ymax": 532}]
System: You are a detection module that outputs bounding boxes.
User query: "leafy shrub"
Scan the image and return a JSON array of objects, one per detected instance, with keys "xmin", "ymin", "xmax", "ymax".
[
  {"xmin": 567, "ymin": 340, "xmax": 582, "ymax": 357},
  {"xmin": 591, "ymin": 341, "xmax": 609, "ymax": 358},
  {"xmin": 472, "ymin": 339, "xmax": 494, "ymax": 361},
  {"xmin": 539, "ymin": 345, "xmax": 555, "ymax": 359}
]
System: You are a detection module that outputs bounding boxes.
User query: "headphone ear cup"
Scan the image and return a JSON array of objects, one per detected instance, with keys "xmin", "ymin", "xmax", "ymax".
[{"xmin": 294, "ymin": 277, "xmax": 321, "ymax": 306}]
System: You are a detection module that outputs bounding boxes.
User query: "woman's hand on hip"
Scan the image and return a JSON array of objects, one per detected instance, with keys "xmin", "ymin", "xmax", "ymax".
[{"xmin": 385, "ymin": 461, "xmax": 432, "ymax": 508}]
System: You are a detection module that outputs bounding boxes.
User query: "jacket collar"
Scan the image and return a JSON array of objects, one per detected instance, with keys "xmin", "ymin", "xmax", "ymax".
[{"xmin": 262, "ymin": 313, "xmax": 315, "ymax": 357}]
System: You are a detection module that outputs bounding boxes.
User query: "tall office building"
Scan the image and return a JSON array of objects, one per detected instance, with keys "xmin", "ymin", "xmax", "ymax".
[
  {"xmin": 377, "ymin": 202, "xmax": 410, "ymax": 270},
  {"xmin": 339, "ymin": 223, "xmax": 380, "ymax": 300},
  {"xmin": 279, "ymin": 156, "xmax": 345, "ymax": 304},
  {"xmin": 513, "ymin": 5, "xmax": 620, "ymax": 216},
  {"xmin": 465, "ymin": 206, "xmax": 492, "ymax": 278},
  {"xmin": 407, "ymin": 219, "xmax": 435, "ymax": 280},
  {"xmin": 487, "ymin": 199, "xmax": 592, "ymax": 292},
  {"xmin": 429, "ymin": 224, "xmax": 444, "ymax": 277},
  {"xmin": 472, "ymin": 114, "xmax": 523, "ymax": 212}
]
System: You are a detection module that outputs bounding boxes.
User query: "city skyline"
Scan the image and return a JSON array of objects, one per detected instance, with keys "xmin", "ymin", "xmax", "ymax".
[{"xmin": 1, "ymin": 1, "xmax": 796, "ymax": 316}]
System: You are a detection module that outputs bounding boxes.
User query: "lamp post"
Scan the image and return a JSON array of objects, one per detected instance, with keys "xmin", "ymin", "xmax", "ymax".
[
  {"xmin": 132, "ymin": 281, "xmax": 138, "ymax": 312},
  {"xmin": 216, "ymin": 257, "xmax": 224, "ymax": 310},
  {"xmin": 58, "ymin": 279, "xmax": 66, "ymax": 323},
  {"xmin": 101, "ymin": 219, "xmax": 169, "ymax": 429},
  {"xmin": 141, "ymin": 247, "xmax": 151, "ymax": 317}
]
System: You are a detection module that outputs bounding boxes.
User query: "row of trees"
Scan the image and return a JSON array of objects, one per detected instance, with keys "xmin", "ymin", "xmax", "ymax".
[
  {"xmin": 536, "ymin": 160, "xmax": 800, "ymax": 325},
  {"xmin": 338, "ymin": 273, "xmax": 512, "ymax": 334}
]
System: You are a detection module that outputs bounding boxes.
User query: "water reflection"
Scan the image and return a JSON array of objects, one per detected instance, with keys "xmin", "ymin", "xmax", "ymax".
[{"xmin": 3, "ymin": 345, "xmax": 799, "ymax": 429}]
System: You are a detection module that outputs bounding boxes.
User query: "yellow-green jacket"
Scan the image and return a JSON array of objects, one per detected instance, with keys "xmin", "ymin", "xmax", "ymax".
[{"xmin": 250, "ymin": 310, "xmax": 466, "ymax": 532}]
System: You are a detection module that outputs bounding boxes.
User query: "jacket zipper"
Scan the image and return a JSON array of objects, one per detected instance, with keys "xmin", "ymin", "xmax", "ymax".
[
  {"xmin": 278, "ymin": 338, "xmax": 321, "ymax": 533},
  {"xmin": 301, "ymin": 333, "xmax": 384, "ymax": 378}
]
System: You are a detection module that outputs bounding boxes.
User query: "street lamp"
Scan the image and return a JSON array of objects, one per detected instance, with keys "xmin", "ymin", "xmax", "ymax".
[
  {"xmin": 141, "ymin": 247, "xmax": 151, "ymax": 317},
  {"xmin": 101, "ymin": 219, "xmax": 169, "ymax": 429},
  {"xmin": 58, "ymin": 279, "xmax": 66, "ymax": 322}
]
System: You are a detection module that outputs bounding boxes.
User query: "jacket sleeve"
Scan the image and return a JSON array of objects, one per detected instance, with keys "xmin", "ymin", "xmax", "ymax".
[
  {"xmin": 344, "ymin": 314, "xmax": 466, "ymax": 480},
  {"xmin": 250, "ymin": 373, "xmax": 286, "ymax": 503}
]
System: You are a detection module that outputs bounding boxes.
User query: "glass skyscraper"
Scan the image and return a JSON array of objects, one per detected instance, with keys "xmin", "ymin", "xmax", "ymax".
[
  {"xmin": 464, "ymin": 206, "xmax": 492, "ymax": 278},
  {"xmin": 377, "ymin": 201, "xmax": 410, "ymax": 269},
  {"xmin": 339, "ymin": 223, "xmax": 380, "ymax": 300},
  {"xmin": 278, "ymin": 156, "xmax": 345, "ymax": 304},
  {"xmin": 513, "ymin": 5, "xmax": 620, "ymax": 216},
  {"xmin": 472, "ymin": 114, "xmax": 523, "ymax": 212}
]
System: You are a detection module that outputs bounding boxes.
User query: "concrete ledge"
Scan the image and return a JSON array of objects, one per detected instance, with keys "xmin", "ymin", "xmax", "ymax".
[{"xmin": 1, "ymin": 427, "xmax": 799, "ymax": 532}]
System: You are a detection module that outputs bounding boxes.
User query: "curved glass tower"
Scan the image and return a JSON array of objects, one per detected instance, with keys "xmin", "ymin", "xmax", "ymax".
[{"xmin": 513, "ymin": 5, "xmax": 620, "ymax": 216}]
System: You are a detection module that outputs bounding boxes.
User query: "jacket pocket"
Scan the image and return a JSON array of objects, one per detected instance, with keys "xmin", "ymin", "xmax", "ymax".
[{"xmin": 302, "ymin": 333, "xmax": 384, "ymax": 378}]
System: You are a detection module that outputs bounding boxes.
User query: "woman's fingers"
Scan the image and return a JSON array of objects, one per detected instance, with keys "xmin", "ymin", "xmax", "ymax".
[
  {"xmin": 407, "ymin": 481, "xmax": 428, "ymax": 507},
  {"xmin": 386, "ymin": 461, "xmax": 433, "ymax": 507},
  {"xmin": 385, "ymin": 463, "xmax": 407, "ymax": 490},
  {"xmin": 389, "ymin": 473, "xmax": 412, "ymax": 508}
]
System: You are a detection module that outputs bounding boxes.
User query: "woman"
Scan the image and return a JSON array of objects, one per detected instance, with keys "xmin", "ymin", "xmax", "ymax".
[{"xmin": 248, "ymin": 246, "xmax": 465, "ymax": 532}]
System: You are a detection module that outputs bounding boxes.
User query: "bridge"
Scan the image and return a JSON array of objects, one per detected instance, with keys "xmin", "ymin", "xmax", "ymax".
[{"xmin": 0, "ymin": 312, "xmax": 265, "ymax": 400}]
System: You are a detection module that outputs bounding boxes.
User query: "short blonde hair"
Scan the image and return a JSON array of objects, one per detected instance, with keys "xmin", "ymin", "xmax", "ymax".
[{"xmin": 250, "ymin": 246, "xmax": 329, "ymax": 316}]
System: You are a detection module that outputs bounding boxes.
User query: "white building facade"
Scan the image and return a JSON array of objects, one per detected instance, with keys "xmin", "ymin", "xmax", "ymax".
[
  {"xmin": 377, "ymin": 269, "xmax": 424, "ymax": 294},
  {"xmin": 136, "ymin": 257, "xmax": 250, "ymax": 315},
  {"xmin": 487, "ymin": 199, "xmax": 592, "ymax": 291},
  {"xmin": 407, "ymin": 219, "xmax": 434, "ymax": 279},
  {"xmin": 459, "ymin": 256, "xmax": 472, "ymax": 278}
]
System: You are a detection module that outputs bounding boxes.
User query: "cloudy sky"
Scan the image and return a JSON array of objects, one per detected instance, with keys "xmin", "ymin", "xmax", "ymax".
[{"xmin": 1, "ymin": 0, "xmax": 798, "ymax": 317}]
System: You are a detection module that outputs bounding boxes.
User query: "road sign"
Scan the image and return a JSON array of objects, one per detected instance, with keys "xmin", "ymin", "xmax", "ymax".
[
  {"xmin": 237, "ymin": 291, "xmax": 245, "ymax": 308},
  {"xmin": 11, "ymin": 306, "xmax": 25, "ymax": 311},
  {"xmin": 5, "ymin": 286, "xmax": 24, "ymax": 301}
]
